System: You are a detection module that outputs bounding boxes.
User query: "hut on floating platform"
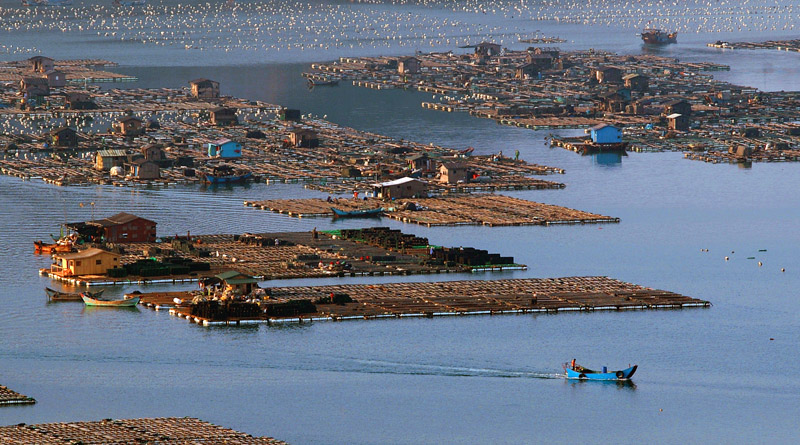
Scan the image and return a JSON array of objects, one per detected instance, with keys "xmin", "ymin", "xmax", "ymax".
[{"xmin": 189, "ymin": 78, "xmax": 220, "ymax": 99}]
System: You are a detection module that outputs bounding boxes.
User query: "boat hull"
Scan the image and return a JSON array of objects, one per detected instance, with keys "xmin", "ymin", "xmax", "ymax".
[
  {"xmin": 81, "ymin": 294, "xmax": 139, "ymax": 307},
  {"xmin": 47, "ymin": 287, "xmax": 103, "ymax": 301},
  {"xmin": 203, "ymin": 172, "xmax": 252, "ymax": 184},
  {"xmin": 566, "ymin": 365, "xmax": 637, "ymax": 381},
  {"xmin": 331, "ymin": 207, "xmax": 383, "ymax": 218}
]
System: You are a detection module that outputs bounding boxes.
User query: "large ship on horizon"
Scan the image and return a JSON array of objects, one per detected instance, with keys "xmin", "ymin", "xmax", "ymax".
[{"xmin": 641, "ymin": 28, "xmax": 677, "ymax": 44}]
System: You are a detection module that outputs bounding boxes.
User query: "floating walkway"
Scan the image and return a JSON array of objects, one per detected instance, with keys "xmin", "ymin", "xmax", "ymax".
[
  {"xmin": 0, "ymin": 385, "xmax": 35, "ymax": 406},
  {"xmin": 0, "ymin": 417, "xmax": 285, "ymax": 444},
  {"xmin": 138, "ymin": 276, "xmax": 710, "ymax": 326}
]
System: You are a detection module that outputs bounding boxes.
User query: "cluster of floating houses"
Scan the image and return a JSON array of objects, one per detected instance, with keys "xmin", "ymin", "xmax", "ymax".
[{"xmin": 307, "ymin": 43, "xmax": 800, "ymax": 163}]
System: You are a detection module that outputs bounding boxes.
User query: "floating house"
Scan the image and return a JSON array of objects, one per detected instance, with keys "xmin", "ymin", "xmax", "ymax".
[
  {"xmin": 29, "ymin": 56, "xmax": 54, "ymax": 73},
  {"xmin": 515, "ymin": 63, "xmax": 539, "ymax": 79},
  {"xmin": 50, "ymin": 248, "xmax": 121, "ymax": 277},
  {"xmin": 667, "ymin": 113, "xmax": 690, "ymax": 131},
  {"xmin": 210, "ymin": 107, "xmax": 237, "ymax": 126},
  {"xmin": 128, "ymin": 158, "xmax": 160, "ymax": 180},
  {"xmin": 623, "ymin": 73, "xmax": 649, "ymax": 91},
  {"xmin": 20, "ymin": 77, "xmax": 50, "ymax": 99},
  {"xmin": 280, "ymin": 108, "xmax": 301, "ymax": 121},
  {"xmin": 372, "ymin": 177, "xmax": 427, "ymax": 199},
  {"xmin": 64, "ymin": 91, "xmax": 95, "ymax": 110},
  {"xmin": 207, "ymin": 138, "xmax": 242, "ymax": 158},
  {"xmin": 475, "ymin": 42, "xmax": 502, "ymax": 57},
  {"xmin": 288, "ymin": 128, "xmax": 319, "ymax": 148},
  {"xmin": 398, "ymin": 57, "xmax": 420, "ymax": 74},
  {"xmin": 590, "ymin": 124, "xmax": 622, "ymax": 144},
  {"xmin": 115, "ymin": 116, "xmax": 144, "ymax": 136},
  {"xmin": 189, "ymin": 78, "xmax": 220, "ymax": 99},
  {"xmin": 65, "ymin": 212, "xmax": 157, "ymax": 244},
  {"xmin": 48, "ymin": 127, "xmax": 78, "ymax": 148},
  {"xmin": 95, "ymin": 149, "xmax": 128, "ymax": 171},
  {"xmin": 594, "ymin": 66, "xmax": 622, "ymax": 84},
  {"xmin": 204, "ymin": 271, "xmax": 261, "ymax": 296},
  {"xmin": 141, "ymin": 144, "xmax": 165, "ymax": 162},
  {"xmin": 663, "ymin": 99, "xmax": 692, "ymax": 117},
  {"xmin": 439, "ymin": 162, "xmax": 470, "ymax": 184}
]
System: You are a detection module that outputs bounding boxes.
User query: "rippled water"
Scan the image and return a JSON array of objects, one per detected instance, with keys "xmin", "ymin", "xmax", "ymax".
[{"xmin": 2, "ymin": 1, "xmax": 800, "ymax": 443}]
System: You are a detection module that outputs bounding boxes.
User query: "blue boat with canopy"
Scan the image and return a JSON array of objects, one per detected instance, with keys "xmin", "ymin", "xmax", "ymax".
[{"xmin": 564, "ymin": 360, "xmax": 637, "ymax": 381}]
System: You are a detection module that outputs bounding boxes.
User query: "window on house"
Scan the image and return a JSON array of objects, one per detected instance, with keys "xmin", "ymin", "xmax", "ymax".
[
  {"xmin": 96, "ymin": 259, "xmax": 102, "ymax": 265},
  {"xmin": 75, "ymin": 261, "xmax": 81, "ymax": 266},
  {"xmin": 122, "ymin": 233, "xmax": 128, "ymax": 238}
]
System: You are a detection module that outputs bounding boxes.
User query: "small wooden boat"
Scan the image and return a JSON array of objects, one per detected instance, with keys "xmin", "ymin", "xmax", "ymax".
[
  {"xmin": 308, "ymin": 78, "xmax": 339, "ymax": 87},
  {"xmin": 81, "ymin": 293, "xmax": 139, "ymax": 307},
  {"xmin": 564, "ymin": 362, "xmax": 637, "ymax": 381},
  {"xmin": 331, "ymin": 207, "xmax": 383, "ymax": 218},
  {"xmin": 46, "ymin": 287, "xmax": 104, "ymax": 302}
]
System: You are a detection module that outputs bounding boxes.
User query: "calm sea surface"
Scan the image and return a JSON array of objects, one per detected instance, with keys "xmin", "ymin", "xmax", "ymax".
[{"xmin": 1, "ymin": 1, "xmax": 800, "ymax": 443}]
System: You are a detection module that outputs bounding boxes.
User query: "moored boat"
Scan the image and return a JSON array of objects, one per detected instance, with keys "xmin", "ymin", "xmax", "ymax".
[
  {"xmin": 564, "ymin": 360, "xmax": 637, "ymax": 380},
  {"xmin": 46, "ymin": 287, "xmax": 104, "ymax": 302},
  {"xmin": 641, "ymin": 28, "xmax": 677, "ymax": 44},
  {"xmin": 81, "ymin": 293, "xmax": 139, "ymax": 307},
  {"xmin": 34, "ymin": 240, "xmax": 73, "ymax": 254},
  {"xmin": 330, "ymin": 207, "xmax": 383, "ymax": 218},
  {"xmin": 201, "ymin": 165, "xmax": 252, "ymax": 184}
]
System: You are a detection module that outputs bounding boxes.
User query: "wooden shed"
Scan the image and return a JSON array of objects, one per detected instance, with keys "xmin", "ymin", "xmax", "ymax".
[
  {"xmin": 65, "ymin": 91, "xmax": 95, "ymax": 110},
  {"xmin": 210, "ymin": 107, "xmax": 238, "ymax": 126},
  {"xmin": 211, "ymin": 270, "xmax": 260, "ymax": 296},
  {"xmin": 189, "ymin": 78, "xmax": 220, "ymax": 99},
  {"xmin": 373, "ymin": 177, "xmax": 427, "ymax": 199},
  {"xmin": 51, "ymin": 248, "xmax": 121, "ymax": 277},
  {"xmin": 141, "ymin": 144, "xmax": 165, "ymax": 161},
  {"xmin": 515, "ymin": 63, "xmax": 539, "ymax": 79}
]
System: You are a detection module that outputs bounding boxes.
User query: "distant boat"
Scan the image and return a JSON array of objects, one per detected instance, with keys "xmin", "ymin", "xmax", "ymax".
[
  {"xmin": 114, "ymin": 0, "xmax": 146, "ymax": 5},
  {"xmin": 201, "ymin": 165, "xmax": 252, "ymax": 184},
  {"xmin": 308, "ymin": 79, "xmax": 339, "ymax": 87},
  {"xmin": 330, "ymin": 207, "xmax": 383, "ymax": 218},
  {"xmin": 641, "ymin": 29, "xmax": 677, "ymax": 44},
  {"xmin": 46, "ymin": 287, "xmax": 104, "ymax": 302},
  {"xmin": 81, "ymin": 293, "xmax": 139, "ymax": 307},
  {"xmin": 564, "ymin": 362, "xmax": 638, "ymax": 380},
  {"xmin": 26, "ymin": 0, "xmax": 73, "ymax": 6}
]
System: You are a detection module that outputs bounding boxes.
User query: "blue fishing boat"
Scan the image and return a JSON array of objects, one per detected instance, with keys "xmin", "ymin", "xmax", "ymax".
[
  {"xmin": 330, "ymin": 207, "xmax": 383, "ymax": 218},
  {"xmin": 202, "ymin": 165, "xmax": 252, "ymax": 184},
  {"xmin": 564, "ymin": 361, "xmax": 637, "ymax": 380}
]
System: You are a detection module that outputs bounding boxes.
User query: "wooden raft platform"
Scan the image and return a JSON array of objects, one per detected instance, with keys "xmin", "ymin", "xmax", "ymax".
[
  {"xmin": 244, "ymin": 195, "xmax": 619, "ymax": 226},
  {"xmin": 0, "ymin": 417, "xmax": 285, "ymax": 444},
  {"xmin": 138, "ymin": 276, "xmax": 710, "ymax": 326},
  {"xmin": 0, "ymin": 385, "xmax": 35, "ymax": 406}
]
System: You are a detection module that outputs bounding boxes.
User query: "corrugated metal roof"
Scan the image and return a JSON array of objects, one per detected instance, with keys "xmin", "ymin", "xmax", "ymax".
[{"xmin": 97, "ymin": 149, "xmax": 127, "ymax": 157}]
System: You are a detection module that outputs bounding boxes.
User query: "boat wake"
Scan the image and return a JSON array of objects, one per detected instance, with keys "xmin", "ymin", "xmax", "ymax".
[{"xmin": 324, "ymin": 357, "xmax": 564, "ymax": 380}]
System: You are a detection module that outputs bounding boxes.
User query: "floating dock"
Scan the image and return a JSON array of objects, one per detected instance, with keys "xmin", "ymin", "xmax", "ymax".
[
  {"xmin": 136, "ymin": 276, "xmax": 710, "ymax": 326},
  {"xmin": 0, "ymin": 417, "xmax": 285, "ymax": 444},
  {"xmin": 244, "ymin": 195, "xmax": 618, "ymax": 226},
  {"xmin": 0, "ymin": 385, "xmax": 35, "ymax": 406}
]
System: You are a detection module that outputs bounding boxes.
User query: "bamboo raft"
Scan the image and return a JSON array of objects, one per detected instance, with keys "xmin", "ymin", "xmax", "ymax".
[
  {"xmin": 136, "ymin": 276, "xmax": 710, "ymax": 326},
  {"xmin": 0, "ymin": 385, "xmax": 35, "ymax": 406},
  {"xmin": 244, "ymin": 195, "xmax": 619, "ymax": 226},
  {"xmin": 0, "ymin": 417, "xmax": 285, "ymax": 444}
]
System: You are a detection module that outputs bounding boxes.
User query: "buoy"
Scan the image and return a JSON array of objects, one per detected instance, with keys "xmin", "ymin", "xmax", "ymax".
[
  {"xmin": 758, "ymin": 261, "xmax": 762, "ymax": 266},
  {"xmin": 725, "ymin": 256, "xmax": 729, "ymax": 261},
  {"xmin": 770, "ymin": 338, "xmax": 774, "ymax": 341}
]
